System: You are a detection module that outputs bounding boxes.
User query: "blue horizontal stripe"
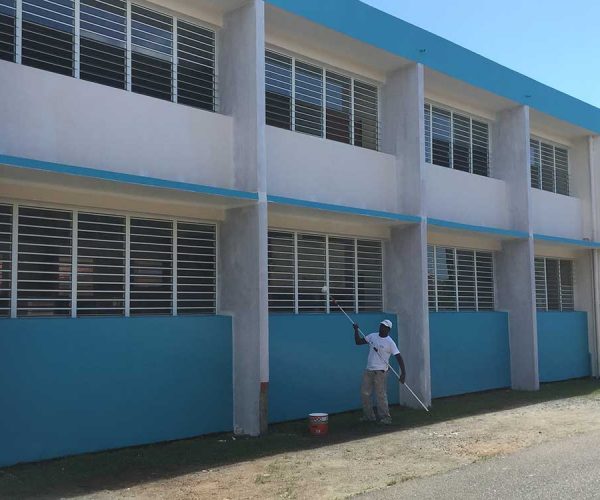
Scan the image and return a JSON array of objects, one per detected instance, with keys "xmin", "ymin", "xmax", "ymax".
[
  {"xmin": 533, "ymin": 233, "xmax": 600, "ymax": 249},
  {"xmin": 266, "ymin": 0, "xmax": 600, "ymax": 134},
  {"xmin": 427, "ymin": 218, "xmax": 529, "ymax": 239},
  {"xmin": 0, "ymin": 154, "xmax": 259, "ymax": 201},
  {"xmin": 267, "ymin": 195, "xmax": 422, "ymax": 223}
]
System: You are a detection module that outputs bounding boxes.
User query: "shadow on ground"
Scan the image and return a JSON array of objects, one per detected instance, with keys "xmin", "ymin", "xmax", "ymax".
[{"xmin": 1, "ymin": 379, "xmax": 598, "ymax": 499}]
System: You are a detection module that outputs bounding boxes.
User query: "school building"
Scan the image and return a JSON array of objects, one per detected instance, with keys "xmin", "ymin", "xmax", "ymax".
[{"xmin": 1, "ymin": 0, "xmax": 599, "ymax": 467}]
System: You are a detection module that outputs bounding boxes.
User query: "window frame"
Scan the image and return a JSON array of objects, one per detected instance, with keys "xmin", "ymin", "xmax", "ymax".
[
  {"xmin": 1, "ymin": 198, "xmax": 219, "ymax": 318},
  {"xmin": 534, "ymin": 256, "xmax": 575, "ymax": 311},
  {"xmin": 529, "ymin": 135, "xmax": 570, "ymax": 196}
]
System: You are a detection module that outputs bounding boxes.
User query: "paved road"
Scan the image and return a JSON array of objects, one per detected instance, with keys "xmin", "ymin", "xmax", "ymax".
[{"xmin": 358, "ymin": 431, "xmax": 600, "ymax": 500}]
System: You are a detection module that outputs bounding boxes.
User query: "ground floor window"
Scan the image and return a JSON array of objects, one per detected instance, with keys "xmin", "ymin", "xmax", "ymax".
[
  {"xmin": 1, "ymin": 202, "xmax": 217, "ymax": 318},
  {"xmin": 267, "ymin": 230, "xmax": 383, "ymax": 313},
  {"xmin": 427, "ymin": 245, "xmax": 495, "ymax": 312},
  {"xmin": 535, "ymin": 257, "xmax": 574, "ymax": 311}
]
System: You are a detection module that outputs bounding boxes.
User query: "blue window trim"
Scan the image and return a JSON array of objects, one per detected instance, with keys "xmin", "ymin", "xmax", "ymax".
[
  {"xmin": 427, "ymin": 218, "xmax": 529, "ymax": 239},
  {"xmin": 533, "ymin": 233, "xmax": 600, "ymax": 249}
]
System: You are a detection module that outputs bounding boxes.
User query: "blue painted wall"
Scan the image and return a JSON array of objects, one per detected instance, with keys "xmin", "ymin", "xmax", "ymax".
[
  {"xmin": 537, "ymin": 312, "xmax": 590, "ymax": 382},
  {"xmin": 430, "ymin": 312, "xmax": 511, "ymax": 398},
  {"xmin": 0, "ymin": 316, "xmax": 232, "ymax": 468},
  {"xmin": 269, "ymin": 313, "xmax": 399, "ymax": 423}
]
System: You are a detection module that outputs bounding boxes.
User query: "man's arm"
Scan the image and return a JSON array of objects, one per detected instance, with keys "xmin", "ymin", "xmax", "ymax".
[
  {"xmin": 353, "ymin": 324, "xmax": 367, "ymax": 345},
  {"xmin": 395, "ymin": 353, "xmax": 406, "ymax": 383}
]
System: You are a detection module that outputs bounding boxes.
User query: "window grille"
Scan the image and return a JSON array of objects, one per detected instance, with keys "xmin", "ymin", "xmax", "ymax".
[
  {"xmin": 22, "ymin": 0, "xmax": 75, "ymax": 76},
  {"xmin": 17, "ymin": 206, "xmax": 73, "ymax": 316},
  {"xmin": 535, "ymin": 257, "xmax": 574, "ymax": 311},
  {"xmin": 0, "ymin": 204, "xmax": 12, "ymax": 317},
  {"xmin": 80, "ymin": 0, "xmax": 127, "ymax": 89},
  {"xmin": 77, "ymin": 212, "xmax": 125, "ymax": 316},
  {"xmin": 267, "ymin": 230, "xmax": 383, "ymax": 313},
  {"xmin": 0, "ymin": 0, "xmax": 16, "ymax": 62},
  {"xmin": 176, "ymin": 222, "xmax": 216, "ymax": 314},
  {"xmin": 428, "ymin": 245, "xmax": 495, "ymax": 311},
  {"xmin": 530, "ymin": 138, "xmax": 569, "ymax": 195},
  {"xmin": 176, "ymin": 20, "xmax": 215, "ymax": 111},
  {"xmin": 424, "ymin": 103, "xmax": 490, "ymax": 177},
  {"xmin": 265, "ymin": 49, "xmax": 380, "ymax": 150}
]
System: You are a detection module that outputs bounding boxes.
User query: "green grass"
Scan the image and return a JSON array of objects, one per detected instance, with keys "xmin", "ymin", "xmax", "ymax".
[{"xmin": 1, "ymin": 379, "xmax": 599, "ymax": 499}]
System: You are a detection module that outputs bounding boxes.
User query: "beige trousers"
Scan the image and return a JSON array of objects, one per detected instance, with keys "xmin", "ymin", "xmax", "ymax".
[{"xmin": 361, "ymin": 369, "xmax": 390, "ymax": 420}]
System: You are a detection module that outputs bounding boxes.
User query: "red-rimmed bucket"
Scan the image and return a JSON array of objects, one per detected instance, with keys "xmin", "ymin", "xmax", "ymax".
[{"xmin": 308, "ymin": 413, "xmax": 329, "ymax": 436}]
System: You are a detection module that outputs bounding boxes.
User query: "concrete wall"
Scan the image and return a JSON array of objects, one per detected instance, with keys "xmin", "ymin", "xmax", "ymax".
[
  {"xmin": 537, "ymin": 312, "xmax": 591, "ymax": 382},
  {"xmin": 0, "ymin": 61, "xmax": 234, "ymax": 189},
  {"xmin": 429, "ymin": 312, "xmax": 511, "ymax": 398},
  {"xmin": 266, "ymin": 126, "xmax": 397, "ymax": 211},
  {"xmin": 0, "ymin": 316, "xmax": 233, "ymax": 468},
  {"xmin": 424, "ymin": 164, "xmax": 510, "ymax": 228},
  {"xmin": 531, "ymin": 189, "xmax": 584, "ymax": 239},
  {"xmin": 269, "ymin": 313, "xmax": 398, "ymax": 423}
]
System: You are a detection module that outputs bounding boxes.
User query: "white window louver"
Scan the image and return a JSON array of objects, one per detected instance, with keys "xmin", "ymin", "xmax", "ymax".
[
  {"xmin": 80, "ymin": 0, "xmax": 127, "ymax": 89},
  {"xmin": 530, "ymin": 138, "xmax": 569, "ymax": 195},
  {"xmin": 267, "ymin": 230, "xmax": 383, "ymax": 313},
  {"xmin": 535, "ymin": 257, "xmax": 574, "ymax": 311},
  {"xmin": 353, "ymin": 80, "xmax": 379, "ymax": 150},
  {"xmin": 77, "ymin": 212, "xmax": 126, "ymax": 316},
  {"xmin": 0, "ymin": 204, "xmax": 12, "ymax": 317},
  {"xmin": 17, "ymin": 207, "xmax": 73, "ymax": 316},
  {"xmin": 294, "ymin": 60, "xmax": 323, "ymax": 138},
  {"xmin": 22, "ymin": 0, "xmax": 75, "ymax": 76},
  {"xmin": 176, "ymin": 222, "xmax": 216, "ymax": 314},
  {"xmin": 265, "ymin": 50, "xmax": 292, "ymax": 130},
  {"xmin": 0, "ymin": 0, "xmax": 16, "ymax": 62},
  {"xmin": 325, "ymin": 71, "xmax": 352, "ymax": 144},
  {"xmin": 428, "ymin": 245, "xmax": 495, "ymax": 312},
  {"xmin": 424, "ymin": 103, "xmax": 490, "ymax": 176}
]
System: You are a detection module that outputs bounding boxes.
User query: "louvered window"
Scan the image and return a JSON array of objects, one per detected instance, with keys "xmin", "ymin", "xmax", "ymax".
[
  {"xmin": 176, "ymin": 222, "xmax": 216, "ymax": 314},
  {"xmin": 0, "ymin": 0, "xmax": 16, "ymax": 61},
  {"xmin": 424, "ymin": 103, "xmax": 490, "ymax": 176},
  {"xmin": 17, "ymin": 207, "xmax": 73, "ymax": 316},
  {"xmin": 80, "ymin": 0, "xmax": 126, "ymax": 89},
  {"xmin": 0, "ymin": 204, "xmax": 12, "ymax": 317},
  {"xmin": 22, "ymin": 0, "xmax": 75, "ymax": 76},
  {"xmin": 77, "ymin": 212, "xmax": 125, "ymax": 316},
  {"xmin": 267, "ymin": 230, "xmax": 383, "ymax": 313},
  {"xmin": 265, "ymin": 49, "xmax": 380, "ymax": 150},
  {"xmin": 535, "ymin": 257, "xmax": 574, "ymax": 311},
  {"xmin": 530, "ymin": 138, "xmax": 569, "ymax": 195},
  {"xmin": 177, "ymin": 20, "xmax": 215, "ymax": 111},
  {"xmin": 428, "ymin": 245, "xmax": 495, "ymax": 311}
]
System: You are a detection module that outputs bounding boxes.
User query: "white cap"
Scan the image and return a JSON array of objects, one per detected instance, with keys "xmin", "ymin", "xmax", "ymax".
[{"xmin": 380, "ymin": 319, "xmax": 393, "ymax": 329}]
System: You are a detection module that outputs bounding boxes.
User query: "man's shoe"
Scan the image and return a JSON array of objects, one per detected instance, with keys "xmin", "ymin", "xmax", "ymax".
[{"xmin": 378, "ymin": 417, "xmax": 392, "ymax": 425}]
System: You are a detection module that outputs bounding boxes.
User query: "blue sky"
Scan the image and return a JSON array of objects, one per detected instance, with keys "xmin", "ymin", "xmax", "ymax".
[{"xmin": 362, "ymin": 0, "xmax": 600, "ymax": 108}]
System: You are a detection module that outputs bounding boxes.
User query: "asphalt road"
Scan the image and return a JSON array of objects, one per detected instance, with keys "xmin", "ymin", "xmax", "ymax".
[{"xmin": 358, "ymin": 430, "xmax": 600, "ymax": 500}]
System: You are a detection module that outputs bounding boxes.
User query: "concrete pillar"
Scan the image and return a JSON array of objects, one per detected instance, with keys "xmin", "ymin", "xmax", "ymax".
[
  {"xmin": 218, "ymin": 1, "xmax": 269, "ymax": 434},
  {"xmin": 384, "ymin": 222, "xmax": 431, "ymax": 408},
  {"xmin": 588, "ymin": 136, "xmax": 600, "ymax": 377},
  {"xmin": 492, "ymin": 106, "xmax": 539, "ymax": 390}
]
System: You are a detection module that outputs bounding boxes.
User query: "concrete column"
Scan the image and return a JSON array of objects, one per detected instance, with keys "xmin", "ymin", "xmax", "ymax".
[
  {"xmin": 492, "ymin": 106, "xmax": 539, "ymax": 390},
  {"xmin": 218, "ymin": 1, "xmax": 269, "ymax": 434},
  {"xmin": 588, "ymin": 136, "xmax": 600, "ymax": 377},
  {"xmin": 384, "ymin": 222, "xmax": 431, "ymax": 408},
  {"xmin": 381, "ymin": 63, "xmax": 425, "ymax": 216}
]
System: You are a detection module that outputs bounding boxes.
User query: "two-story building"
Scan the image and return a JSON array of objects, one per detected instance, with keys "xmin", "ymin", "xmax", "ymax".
[{"xmin": 1, "ymin": 0, "xmax": 599, "ymax": 467}]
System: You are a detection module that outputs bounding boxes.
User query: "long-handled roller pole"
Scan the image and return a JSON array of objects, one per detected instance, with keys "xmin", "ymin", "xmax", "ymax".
[{"xmin": 323, "ymin": 287, "xmax": 430, "ymax": 413}]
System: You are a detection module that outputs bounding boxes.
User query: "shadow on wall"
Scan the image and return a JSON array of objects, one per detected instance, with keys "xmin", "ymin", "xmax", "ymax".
[{"xmin": 269, "ymin": 313, "xmax": 399, "ymax": 423}]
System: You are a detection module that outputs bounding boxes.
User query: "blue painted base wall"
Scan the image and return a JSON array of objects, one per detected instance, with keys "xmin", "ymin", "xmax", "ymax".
[
  {"xmin": 430, "ymin": 312, "xmax": 511, "ymax": 399},
  {"xmin": 537, "ymin": 312, "xmax": 590, "ymax": 383},
  {"xmin": 269, "ymin": 313, "xmax": 398, "ymax": 423},
  {"xmin": 0, "ymin": 316, "xmax": 232, "ymax": 468}
]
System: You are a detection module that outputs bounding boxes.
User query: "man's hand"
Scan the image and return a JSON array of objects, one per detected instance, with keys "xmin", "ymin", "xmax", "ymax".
[
  {"xmin": 353, "ymin": 323, "xmax": 359, "ymax": 331},
  {"xmin": 399, "ymin": 372, "xmax": 406, "ymax": 384}
]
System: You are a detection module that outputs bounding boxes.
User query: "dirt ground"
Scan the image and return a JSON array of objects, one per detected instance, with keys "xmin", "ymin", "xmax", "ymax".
[{"xmin": 2, "ymin": 380, "xmax": 600, "ymax": 500}]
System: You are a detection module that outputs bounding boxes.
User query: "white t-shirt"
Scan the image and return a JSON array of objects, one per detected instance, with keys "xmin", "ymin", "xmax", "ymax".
[{"xmin": 365, "ymin": 332, "xmax": 400, "ymax": 371}]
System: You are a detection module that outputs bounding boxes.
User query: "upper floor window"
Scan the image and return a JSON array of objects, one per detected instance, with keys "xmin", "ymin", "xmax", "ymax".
[
  {"xmin": 267, "ymin": 230, "xmax": 383, "ymax": 313},
  {"xmin": 2, "ymin": 0, "xmax": 217, "ymax": 111},
  {"xmin": 535, "ymin": 257, "xmax": 574, "ymax": 311},
  {"xmin": 530, "ymin": 138, "xmax": 569, "ymax": 196},
  {"xmin": 424, "ymin": 103, "xmax": 490, "ymax": 177},
  {"xmin": 427, "ymin": 245, "xmax": 495, "ymax": 311},
  {"xmin": 265, "ymin": 49, "xmax": 379, "ymax": 151}
]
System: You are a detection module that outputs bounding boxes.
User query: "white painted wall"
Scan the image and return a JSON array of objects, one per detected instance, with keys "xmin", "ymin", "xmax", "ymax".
[
  {"xmin": 0, "ymin": 61, "xmax": 234, "ymax": 189},
  {"xmin": 266, "ymin": 126, "xmax": 398, "ymax": 212},
  {"xmin": 531, "ymin": 189, "xmax": 583, "ymax": 239},
  {"xmin": 424, "ymin": 164, "xmax": 510, "ymax": 229}
]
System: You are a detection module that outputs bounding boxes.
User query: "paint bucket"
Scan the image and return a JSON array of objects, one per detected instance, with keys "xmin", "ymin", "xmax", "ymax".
[{"xmin": 308, "ymin": 413, "xmax": 329, "ymax": 436}]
